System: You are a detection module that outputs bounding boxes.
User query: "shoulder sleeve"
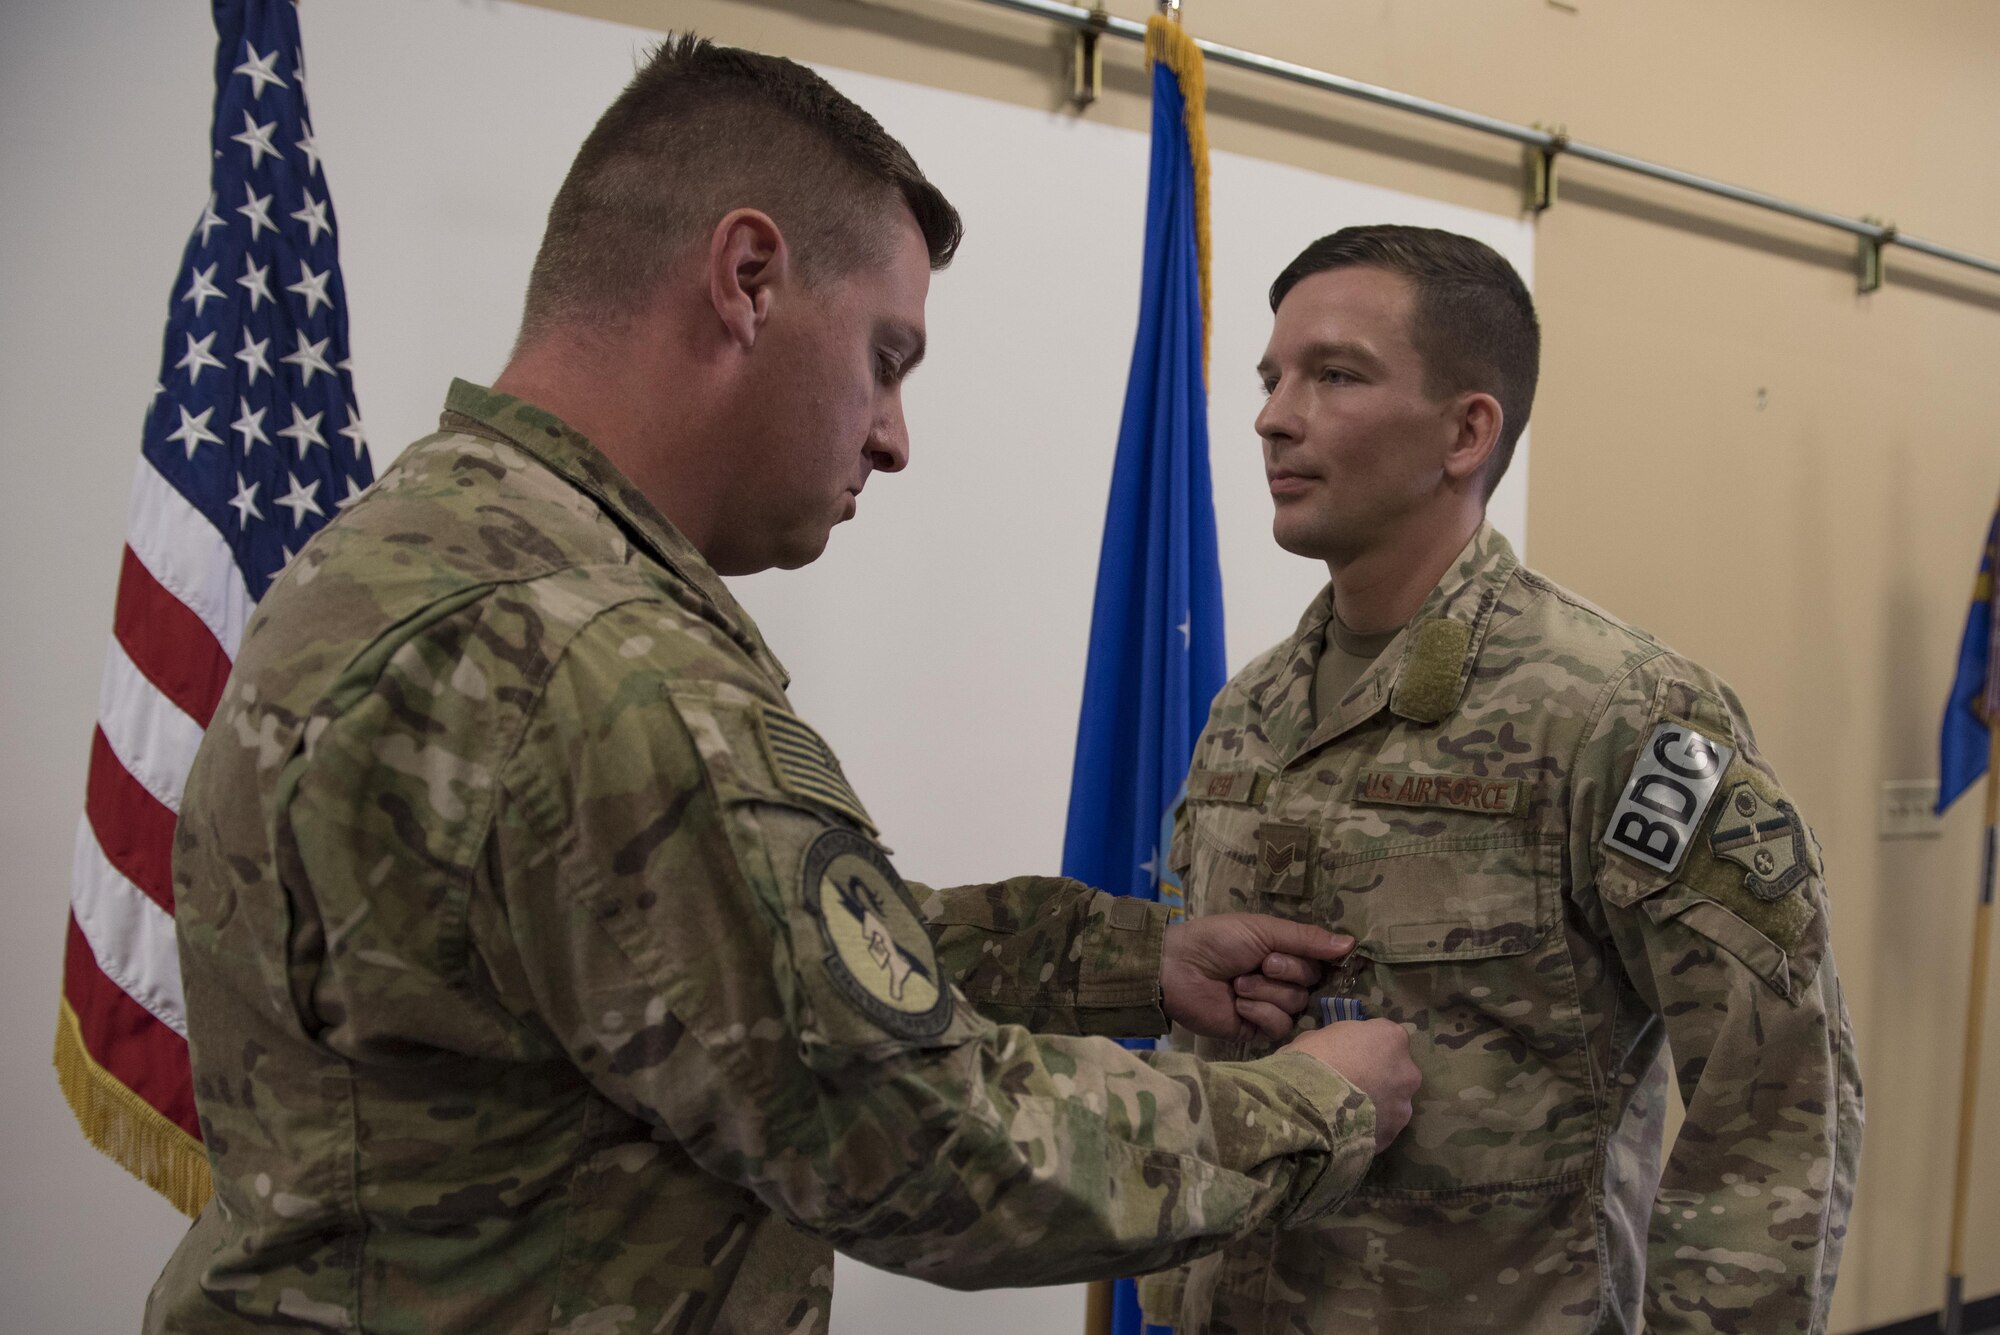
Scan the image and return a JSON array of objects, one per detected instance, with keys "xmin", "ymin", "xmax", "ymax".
[
  {"xmin": 914, "ymin": 877, "xmax": 1169, "ymax": 1038},
  {"xmin": 1571, "ymin": 657, "xmax": 1862, "ymax": 1335},
  {"xmin": 274, "ymin": 582, "xmax": 592, "ymax": 1064},
  {"xmin": 481, "ymin": 601, "xmax": 1379, "ymax": 1288}
]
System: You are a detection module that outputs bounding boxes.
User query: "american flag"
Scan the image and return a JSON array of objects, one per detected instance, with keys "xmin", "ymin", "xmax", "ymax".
[{"xmin": 54, "ymin": 0, "xmax": 372, "ymax": 1216}]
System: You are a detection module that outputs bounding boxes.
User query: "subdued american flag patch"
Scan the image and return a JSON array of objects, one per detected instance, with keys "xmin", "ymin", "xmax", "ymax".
[{"xmin": 754, "ymin": 705, "xmax": 877, "ymax": 835}]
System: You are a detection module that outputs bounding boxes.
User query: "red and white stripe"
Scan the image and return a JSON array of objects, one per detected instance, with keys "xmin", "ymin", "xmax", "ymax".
[{"xmin": 66, "ymin": 460, "xmax": 254, "ymax": 1143}]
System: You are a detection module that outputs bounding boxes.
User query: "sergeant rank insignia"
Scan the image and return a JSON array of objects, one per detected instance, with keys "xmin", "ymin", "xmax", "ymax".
[
  {"xmin": 802, "ymin": 828, "xmax": 953, "ymax": 1039},
  {"xmin": 1708, "ymin": 781, "xmax": 1809, "ymax": 901},
  {"xmin": 1257, "ymin": 822, "xmax": 1310, "ymax": 898}
]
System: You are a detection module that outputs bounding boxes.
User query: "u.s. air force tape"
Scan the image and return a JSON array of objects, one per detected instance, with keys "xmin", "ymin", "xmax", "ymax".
[{"xmin": 1601, "ymin": 721, "xmax": 1735, "ymax": 875}]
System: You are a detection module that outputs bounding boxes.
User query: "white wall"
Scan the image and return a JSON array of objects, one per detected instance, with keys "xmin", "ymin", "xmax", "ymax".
[{"xmin": 0, "ymin": 2, "xmax": 1529, "ymax": 1330}]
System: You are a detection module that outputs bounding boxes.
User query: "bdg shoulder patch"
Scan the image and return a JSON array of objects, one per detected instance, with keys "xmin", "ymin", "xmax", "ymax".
[{"xmin": 1601, "ymin": 720, "xmax": 1735, "ymax": 875}]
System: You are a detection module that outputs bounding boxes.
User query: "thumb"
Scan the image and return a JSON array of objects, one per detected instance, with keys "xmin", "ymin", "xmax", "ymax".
[{"xmin": 1245, "ymin": 916, "xmax": 1352, "ymax": 961}]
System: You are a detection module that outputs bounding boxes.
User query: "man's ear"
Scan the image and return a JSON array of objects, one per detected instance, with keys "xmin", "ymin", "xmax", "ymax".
[
  {"xmin": 1442, "ymin": 392, "xmax": 1504, "ymax": 489},
  {"xmin": 708, "ymin": 208, "xmax": 788, "ymax": 350}
]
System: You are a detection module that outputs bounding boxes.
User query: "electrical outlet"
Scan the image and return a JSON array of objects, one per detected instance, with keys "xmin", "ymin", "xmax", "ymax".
[{"xmin": 1880, "ymin": 780, "xmax": 1942, "ymax": 839}]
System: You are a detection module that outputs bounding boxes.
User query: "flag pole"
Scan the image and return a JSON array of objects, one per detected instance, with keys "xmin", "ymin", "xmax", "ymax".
[
  {"xmin": 1085, "ymin": 1276, "xmax": 1114, "ymax": 1335},
  {"xmin": 1943, "ymin": 724, "xmax": 1999, "ymax": 1335}
]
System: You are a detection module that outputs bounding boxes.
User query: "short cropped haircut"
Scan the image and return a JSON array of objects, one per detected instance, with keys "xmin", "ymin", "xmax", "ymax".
[
  {"xmin": 1270, "ymin": 225, "xmax": 1540, "ymax": 496},
  {"xmin": 519, "ymin": 34, "xmax": 962, "ymax": 340}
]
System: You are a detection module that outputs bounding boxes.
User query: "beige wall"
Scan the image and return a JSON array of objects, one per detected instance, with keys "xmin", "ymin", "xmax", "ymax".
[{"xmin": 519, "ymin": 1, "xmax": 2000, "ymax": 1329}]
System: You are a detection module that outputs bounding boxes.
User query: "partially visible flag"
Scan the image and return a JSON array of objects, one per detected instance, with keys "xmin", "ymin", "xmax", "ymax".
[
  {"xmin": 1937, "ymin": 494, "xmax": 2000, "ymax": 815},
  {"xmin": 1060, "ymin": 16, "xmax": 1221, "ymax": 1335},
  {"xmin": 54, "ymin": 0, "xmax": 372, "ymax": 1216}
]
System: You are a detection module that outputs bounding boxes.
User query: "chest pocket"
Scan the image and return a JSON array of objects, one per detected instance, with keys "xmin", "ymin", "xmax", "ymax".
[
  {"xmin": 1319, "ymin": 816, "xmax": 1592, "ymax": 1195},
  {"xmin": 1185, "ymin": 762, "xmax": 1595, "ymax": 1194}
]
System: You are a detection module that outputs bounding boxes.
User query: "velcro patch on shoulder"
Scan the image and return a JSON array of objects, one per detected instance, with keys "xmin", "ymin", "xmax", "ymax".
[
  {"xmin": 1187, "ymin": 767, "xmax": 1268, "ymax": 804},
  {"xmin": 753, "ymin": 705, "xmax": 877, "ymax": 835},
  {"xmin": 1601, "ymin": 720, "xmax": 1735, "ymax": 875},
  {"xmin": 1354, "ymin": 768, "xmax": 1525, "ymax": 816},
  {"xmin": 1674, "ymin": 763, "xmax": 1822, "ymax": 963}
]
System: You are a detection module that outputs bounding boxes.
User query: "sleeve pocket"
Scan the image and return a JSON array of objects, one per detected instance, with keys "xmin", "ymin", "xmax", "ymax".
[{"xmin": 1639, "ymin": 884, "xmax": 1805, "ymax": 1001}]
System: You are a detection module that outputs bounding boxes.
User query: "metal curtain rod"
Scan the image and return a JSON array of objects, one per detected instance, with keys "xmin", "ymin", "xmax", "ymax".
[{"xmin": 971, "ymin": 0, "xmax": 2000, "ymax": 292}]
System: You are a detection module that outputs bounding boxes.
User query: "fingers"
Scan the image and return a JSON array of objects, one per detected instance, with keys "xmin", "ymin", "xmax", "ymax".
[
  {"xmin": 1280, "ymin": 1016, "xmax": 1419, "ymax": 1150},
  {"xmin": 1233, "ymin": 973, "xmax": 1308, "ymax": 1013},
  {"xmin": 1258, "ymin": 952, "xmax": 1322, "ymax": 987},
  {"xmin": 1233, "ymin": 996, "xmax": 1295, "ymax": 1041},
  {"xmin": 1244, "ymin": 917, "xmax": 1353, "ymax": 962}
]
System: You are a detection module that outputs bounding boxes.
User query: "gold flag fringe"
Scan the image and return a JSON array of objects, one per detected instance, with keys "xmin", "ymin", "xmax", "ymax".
[
  {"xmin": 1144, "ymin": 13, "xmax": 1212, "ymax": 387},
  {"xmin": 53, "ymin": 997, "xmax": 212, "ymax": 1218}
]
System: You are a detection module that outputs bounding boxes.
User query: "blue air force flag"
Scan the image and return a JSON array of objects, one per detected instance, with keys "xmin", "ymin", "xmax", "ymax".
[
  {"xmin": 1058, "ymin": 18, "xmax": 1222, "ymax": 1335},
  {"xmin": 1938, "ymin": 496, "xmax": 2000, "ymax": 815}
]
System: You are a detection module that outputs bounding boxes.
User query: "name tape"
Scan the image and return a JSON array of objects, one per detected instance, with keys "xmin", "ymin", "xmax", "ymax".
[{"xmin": 1188, "ymin": 768, "xmax": 1265, "ymax": 805}]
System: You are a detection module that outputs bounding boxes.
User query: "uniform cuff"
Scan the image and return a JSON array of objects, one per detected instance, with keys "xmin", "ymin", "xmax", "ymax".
[
  {"xmin": 1247, "ymin": 1049, "xmax": 1378, "ymax": 1225},
  {"xmin": 1069, "ymin": 893, "xmax": 1171, "ymax": 1039}
]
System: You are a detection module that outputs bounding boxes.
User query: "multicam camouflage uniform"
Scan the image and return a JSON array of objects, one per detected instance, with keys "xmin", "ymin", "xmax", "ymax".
[
  {"xmin": 1144, "ymin": 522, "xmax": 1862, "ymax": 1334},
  {"xmin": 144, "ymin": 382, "xmax": 1379, "ymax": 1335}
]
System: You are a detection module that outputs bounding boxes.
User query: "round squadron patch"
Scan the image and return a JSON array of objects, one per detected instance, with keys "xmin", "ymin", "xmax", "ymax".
[{"xmin": 801, "ymin": 828, "xmax": 953, "ymax": 1039}]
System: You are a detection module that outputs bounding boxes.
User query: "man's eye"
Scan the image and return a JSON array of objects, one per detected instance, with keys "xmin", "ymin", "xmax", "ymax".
[
  {"xmin": 1259, "ymin": 379, "xmax": 1277, "ymax": 397},
  {"xmin": 876, "ymin": 354, "xmax": 901, "ymax": 385},
  {"xmin": 1320, "ymin": 367, "xmax": 1349, "ymax": 385}
]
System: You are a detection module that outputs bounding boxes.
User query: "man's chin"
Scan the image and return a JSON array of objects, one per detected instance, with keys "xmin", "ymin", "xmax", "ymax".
[
  {"xmin": 771, "ymin": 529, "xmax": 835, "ymax": 572},
  {"xmin": 707, "ymin": 524, "xmax": 834, "ymax": 576},
  {"xmin": 1271, "ymin": 516, "xmax": 1335, "ymax": 562}
]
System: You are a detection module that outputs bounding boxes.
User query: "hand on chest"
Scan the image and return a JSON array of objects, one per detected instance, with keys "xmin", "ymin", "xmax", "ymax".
[{"xmin": 1182, "ymin": 716, "xmax": 1589, "ymax": 1193}]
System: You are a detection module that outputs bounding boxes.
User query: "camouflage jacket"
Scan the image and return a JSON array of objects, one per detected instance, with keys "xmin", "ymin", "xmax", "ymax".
[
  {"xmin": 144, "ymin": 381, "xmax": 1378, "ymax": 1335},
  {"xmin": 1144, "ymin": 523, "xmax": 1862, "ymax": 1335}
]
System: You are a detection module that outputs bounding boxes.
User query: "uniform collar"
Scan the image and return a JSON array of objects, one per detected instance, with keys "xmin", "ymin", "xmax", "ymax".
[
  {"xmin": 437, "ymin": 378, "xmax": 790, "ymax": 689},
  {"xmin": 1254, "ymin": 521, "xmax": 1520, "ymax": 763}
]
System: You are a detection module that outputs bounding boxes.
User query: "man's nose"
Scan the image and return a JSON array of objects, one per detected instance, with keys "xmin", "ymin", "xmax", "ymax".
[
  {"xmin": 1256, "ymin": 380, "xmax": 1300, "ymax": 444},
  {"xmin": 868, "ymin": 402, "xmax": 910, "ymax": 474}
]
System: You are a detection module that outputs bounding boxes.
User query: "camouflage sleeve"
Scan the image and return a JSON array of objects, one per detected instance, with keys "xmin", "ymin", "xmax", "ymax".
[
  {"xmin": 1573, "ymin": 662, "xmax": 1863, "ymax": 1335},
  {"xmin": 482, "ymin": 603, "xmax": 1379, "ymax": 1287},
  {"xmin": 911, "ymin": 877, "xmax": 1171, "ymax": 1038}
]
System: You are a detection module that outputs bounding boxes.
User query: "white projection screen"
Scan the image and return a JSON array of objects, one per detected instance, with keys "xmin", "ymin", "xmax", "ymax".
[{"xmin": 8, "ymin": 1, "xmax": 1532, "ymax": 1330}]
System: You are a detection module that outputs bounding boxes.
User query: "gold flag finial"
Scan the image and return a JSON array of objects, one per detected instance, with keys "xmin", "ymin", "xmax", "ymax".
[{"xmin": 1143, "ymin": 11, "xmax": 1210, "ymax": 382}]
